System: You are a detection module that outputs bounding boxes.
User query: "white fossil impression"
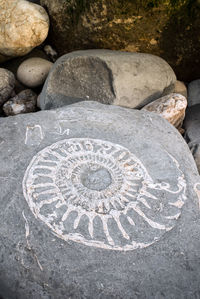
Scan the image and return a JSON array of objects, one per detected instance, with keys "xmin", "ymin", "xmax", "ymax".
[{"xmin": 23, "ymin": 138, "xmax": 186, "ymax": 251}]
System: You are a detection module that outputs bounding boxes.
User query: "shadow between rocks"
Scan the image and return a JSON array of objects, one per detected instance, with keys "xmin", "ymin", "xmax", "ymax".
[{"xmin": 158, "ymin": 0, "xmax": 200, "ymax": 82}]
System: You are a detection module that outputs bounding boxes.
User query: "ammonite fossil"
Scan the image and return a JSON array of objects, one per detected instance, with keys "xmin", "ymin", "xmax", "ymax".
[{"xmin": 23, "ymin": 138, "xmax": 186, "ymax": 251}]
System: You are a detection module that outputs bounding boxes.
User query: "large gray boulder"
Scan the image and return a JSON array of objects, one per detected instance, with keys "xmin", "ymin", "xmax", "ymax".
[
  {"xmin": 39, "ymin": 50, "xmax": 176, "ymax": 110},
  {"xmin": 0, "ymin": 101, "xmax": 200, "ymax": 298}
]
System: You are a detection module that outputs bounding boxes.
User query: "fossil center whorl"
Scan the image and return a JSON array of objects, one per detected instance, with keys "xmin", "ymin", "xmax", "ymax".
[{"xmin": 80, "ymin": 165, "xmax": 112, "ymax": 191}]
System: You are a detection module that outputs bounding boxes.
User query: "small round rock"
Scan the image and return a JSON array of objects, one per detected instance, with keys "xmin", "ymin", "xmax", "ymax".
[
  {"xmin": 3, "ymin": 89, "xmax": 37, "ymax": 116},
  {"xmin": 17, "ymin": 58, "xmax": 53, "ymax": 88},
  {"xmin": 0, "ymin": 68, "xmax": 15, "ymax": 106}
]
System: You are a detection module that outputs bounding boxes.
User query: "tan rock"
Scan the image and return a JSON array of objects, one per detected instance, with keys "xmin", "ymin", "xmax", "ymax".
[
  {"xmin": 0, "ymin": 0, "xmax": 49, "ymax": 57},
  {"xmin": 142, "ymin": 93, "xmax": 187, "ymax": 129},
  {"xmin": 174, "ymin": 80, "xmax": 187, "ymax": 98},
  {"xmin": 17, "ymin": 57, "xmax": 53, "ymax": 88}
]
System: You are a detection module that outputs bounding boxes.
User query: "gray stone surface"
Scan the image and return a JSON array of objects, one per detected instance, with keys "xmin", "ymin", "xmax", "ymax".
[
  {"xmin": 0, "ymin": 101, "xmax": 200, "ymax": 298},
  {"xmin": 39, "ymin": 50, "xmax": 176, "ymax": 110},
  {"xmin": 3, "ymin": 89, "xmax": 37, "ymax": 116},
  {"xmin": 0, "ymin": 68, "xmax": 15, "ymax": 106},
  {"xmin": 188, "ymin": 79, "xmax": 200, "ymax": 107}
]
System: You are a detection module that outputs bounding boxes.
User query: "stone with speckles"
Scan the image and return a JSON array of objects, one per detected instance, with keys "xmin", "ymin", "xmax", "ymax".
[{"xmin": 17, "ymin": 58, "xmax": 53, "ymax": 88}]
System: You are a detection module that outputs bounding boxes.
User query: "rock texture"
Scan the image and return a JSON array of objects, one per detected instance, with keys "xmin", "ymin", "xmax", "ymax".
[
  {"xmin": 0, "ymin": 101, "xmax": 200, "ymax": 298},
  {"xmin": 0, "ymin": 0, "xmax": 49, "ymax": 59},
  {"xmin": 0, "ymin": 68, "xmax": 15, "ymax": 106},
  {"xmin": 188, "ymin": 79, "xmax": 200, "ymax": 107},
  {"xmin": 17, "ymin": 57, "xmax": 53, "ymax": 88},
  {"xmin": 39, "ymin": 49, "xmax": 176, "ymax": 110},
  {"xmin": 3, "ymin": 89, "xmax": 37, "ymax": 116},
  {"xmin": 40, "ymin": 0, "xmax": 200, "ymax": 82},
  {"xmin": 142, "ymin": 93, "xmax": 187, "ymax": 130}
]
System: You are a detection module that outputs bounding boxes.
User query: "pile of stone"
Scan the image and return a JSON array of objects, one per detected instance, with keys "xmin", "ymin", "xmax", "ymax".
[
  {"xmin": 1, "ymin": 0, "xmax": 200, "ymax": 298},
  {"xmin": 0, "ymin": 0, "xmax": 189, "ymax": 132},
  {"xmin": 0, "ymin": 56, "xmax": 52, "ymax": 116}
]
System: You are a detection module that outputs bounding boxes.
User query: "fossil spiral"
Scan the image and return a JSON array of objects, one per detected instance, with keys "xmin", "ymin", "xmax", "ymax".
[{"xmin": 23, "ymin": 138, "xmax": 186, "ymax": 250}]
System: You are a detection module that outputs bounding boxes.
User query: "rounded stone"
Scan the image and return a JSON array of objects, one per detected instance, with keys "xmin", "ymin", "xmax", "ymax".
[
  {"xmin": 17, "ymin": 57, "xmax": 53, "ymax": 88},
  {"xmin": 0, "ymin": 0, "xmax": 49, "ymax": 57},
  {"xmin": 0, "ymin": 68, "xmax": 15, "ymax": 106}
]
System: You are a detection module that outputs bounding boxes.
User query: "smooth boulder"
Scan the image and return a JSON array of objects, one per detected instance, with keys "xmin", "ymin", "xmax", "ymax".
[
  {"xmin": 142, "ymin": 93, "xmax": 187, "ymax": 130},
  {"xmin": 0, "ymin": 68, "xmax": 15, "ymax": 106},
  {"xmin": 0, "ymin": 101, "xmax": 200, "ymax": 298},
  {"xmin": 17, "ymin": 58, "xmax": 53, "ymax": 88},
  {"xmin": 0, "ymin": 0, "xmax": 49, "ymax": 59},
  {"xmin": 39, "ymin": 50, "xmax": 176, "ymax": 110}
]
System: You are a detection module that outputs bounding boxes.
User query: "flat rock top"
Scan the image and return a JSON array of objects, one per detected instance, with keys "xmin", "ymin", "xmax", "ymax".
[{"xmin": 0, "ymin": 101, "xmax": 200, "ymax": 298}]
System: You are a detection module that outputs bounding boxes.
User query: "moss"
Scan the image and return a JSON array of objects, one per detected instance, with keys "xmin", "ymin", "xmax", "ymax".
[
  {"xmin": 45, "ymin": 0, "xmax": 200, "ymax": 81},
  {"xmin": 63, "ymin": 0, "xmax": 92, "ymax": 25}
]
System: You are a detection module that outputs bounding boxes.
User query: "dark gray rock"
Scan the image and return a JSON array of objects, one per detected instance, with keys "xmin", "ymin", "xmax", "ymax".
[
  {"xmin": 3, "ymin": 89, "xmax": 37, "ymax": 116},
  {"xmin": 184, "ymin": 104, "xmax": 200, "ymax": 142},
  {"xmin": 0, "ymin": 68, "xmax": 15, "ymax": 106},
  {"xmin": 0, "ymin": 101, "xmax": 200, "ymax": 299},
  {"xmin": 188, "ymin": 79, "xmax": 200, "ymax": 107},
  {"xmin": 39, "ymin": 50, "xmax": 176, "ymax": 110},
  {"xmin": 184, "ymin": 104, "xmax": 200, "ymax": 173}
]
